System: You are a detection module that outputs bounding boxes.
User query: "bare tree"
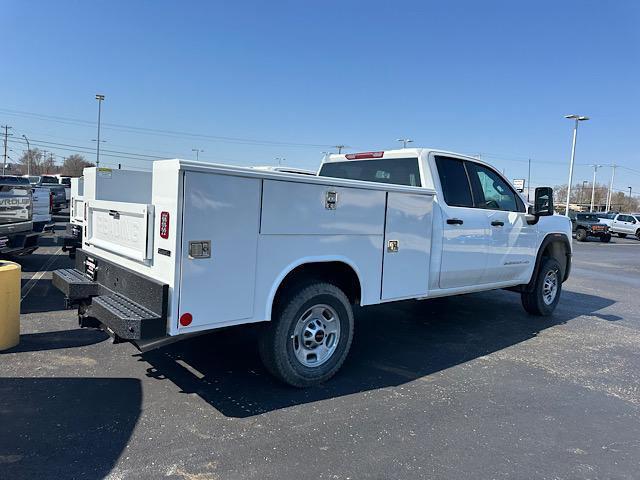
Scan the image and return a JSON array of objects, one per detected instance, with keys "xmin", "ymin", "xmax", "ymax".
[
  {"xmin": 16, "ymin": 148, "xmax": 43, "ymax": 175},
  {"xmin": 62, "ymin": 154, "xmax": 94, "ymax": 177}
]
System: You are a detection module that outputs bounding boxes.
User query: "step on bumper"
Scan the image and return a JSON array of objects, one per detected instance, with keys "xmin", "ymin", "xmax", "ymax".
[{"xmin": 51, "ymin": 249, "xmax": 169, "ymax": 341}]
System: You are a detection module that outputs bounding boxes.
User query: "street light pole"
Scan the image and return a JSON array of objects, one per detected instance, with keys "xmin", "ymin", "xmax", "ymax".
[
  {"xmin": 580, "ymin": 180, "xmax": 588, "ymax": 206},
  {"xmin": 95, "ymin": 94, "xmax": 105, "ymax": 167},
  {"xmin": 564, "ymin": 115, "xmax": 589, "ymax": 215},
  {"xmin": 606, "ymin": 164, "xmax": 617, "ymax": 212},
  {"xmin": 629, "ymin": 187, "xmax": 633, "ymax": 211},
  {"xmin": 590, "ymin": 164, "xmax": 603, "ymax": 212},
  {"xmin": 22, "ymin": 134, "xmax": 31, "ymax": 175},
  {"xmin": 397, "ymin": 138, "xmax": 413, "ymax": 148}
]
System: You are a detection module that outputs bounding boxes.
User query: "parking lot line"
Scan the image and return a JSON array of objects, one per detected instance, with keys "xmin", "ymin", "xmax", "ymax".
[{"xmin": 20, "ymin": 247, "xmax": 63, "ymax": 301}]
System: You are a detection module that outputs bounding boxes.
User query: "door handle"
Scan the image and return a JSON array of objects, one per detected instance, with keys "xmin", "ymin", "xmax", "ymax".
[
  {"xmin": 447, "ymin": 218, "xmax": 464, "ymax": 225},
  {"xmin": 491, "ymin": 220, "xmax": 504, "ymax": 227}
]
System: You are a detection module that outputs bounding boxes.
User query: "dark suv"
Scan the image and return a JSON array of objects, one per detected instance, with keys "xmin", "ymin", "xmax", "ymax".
[{"xmin": 569, "ymin": 212, "xmax": 611, "ymax": 242}]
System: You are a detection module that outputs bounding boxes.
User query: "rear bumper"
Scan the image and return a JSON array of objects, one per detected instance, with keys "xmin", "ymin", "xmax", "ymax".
[
  {"xmin": 0, "ymin": 231, "xmax": 40, "ymax": 254},
  {"xmin": 61, "ymin": 223, "xmax": 83, "ymax": 253},
  {"xmin": 52, "ymin": 249, "xmax": 169, "ymax": 341}
]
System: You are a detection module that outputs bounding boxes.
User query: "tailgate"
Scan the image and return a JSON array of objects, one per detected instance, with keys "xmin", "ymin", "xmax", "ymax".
[
  {"xmin": 85, "ymin": 200, "xmax": 154, "ymax": 261},
  {"xmin": 72, "ymin": 197, "xmax": 85, "ymax": 224}
]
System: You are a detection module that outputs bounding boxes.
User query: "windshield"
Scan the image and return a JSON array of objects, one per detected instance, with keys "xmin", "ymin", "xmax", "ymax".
[
  {"xmin": 577, "ymin": 214, "xmax": 599, "ymax": 222},
  {"xmin": 318, "ymin": 158, "xmax": 421, "ymax": 186},
  {"xmin": 0, "ymin": 176, "xmax": 30, "ymax": 185},
  {"xmin": 60, "ymin": 177, "xmax": 71, "ymax": 186}
]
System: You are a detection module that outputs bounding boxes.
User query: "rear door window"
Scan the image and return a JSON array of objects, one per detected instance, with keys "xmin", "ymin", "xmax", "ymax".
[
  {"xmin": 319, "ymin": 158, "xmax": 421, "ymax": 186},
  {"xmin": 434, "ymin": 156, "xmax": 473, "ymax": 207}
]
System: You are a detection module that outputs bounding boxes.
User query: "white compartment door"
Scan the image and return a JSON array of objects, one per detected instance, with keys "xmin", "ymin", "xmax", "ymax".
[
  {"xmin": 381, "ymin": 192, "xmax": 433, "ymax": 301},
  {"xmin": 179, "ymin": 172, "xmax": 261, "ymax": 330}
]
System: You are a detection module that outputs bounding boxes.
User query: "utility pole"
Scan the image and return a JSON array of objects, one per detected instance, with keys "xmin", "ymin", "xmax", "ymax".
[
  {"xmin": 42, "ymin": 150, "xmax": 48, "ymax": 173},
  {"xmin": 563, "ymin": 114, "xmax": 589, "ymax": 215},
  {"xmin": 22, "ymin": 134, "xmax": 31, "ymax": 175},
  {"xmin": 589, "ymin": 164, "xmax": 603, "ymax": 212},
  {"xmin": 2, "ymin": 125, "xmax": 13, "ymax": 175},
  {"xmin": 191, "ymin": 148, "xmax": 203, "ymax": 161},
  {"xmin": 333, "ymin": 145, "xmax": 346, "ymax": 154},
  {"xmin": 606, "ymin": 164, "xmax": 617, "ymax": 212},
  {"xmin": 95, "ymin": 94, "xmax": 105, "ymax": 167},
  {"xmin": 580, "ymin": 180, "xmax": 588, "ymax": 206},
  {"xmin": 527, "ymin": 158, "xmax": 532, "ymax": 202},
  {"xmin": 629, "ymin": 187, "xmax": 633, "ymax": 211}
]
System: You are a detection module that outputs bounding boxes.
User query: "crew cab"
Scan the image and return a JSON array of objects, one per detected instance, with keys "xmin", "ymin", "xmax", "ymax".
[
  {"xmin": 0, "ymin": 176, "xmax": 40, "ymax": 256},
  {"xmin": 610, "ymin": 213, "xmax": 640, "ymax": 239},
  {"xmin": 568, "ymin": 212, "xmax": 611, "ymax": 242},
  {"xmin": 52, "ymin": 148, "xmax": 572, "ymax": 387}
]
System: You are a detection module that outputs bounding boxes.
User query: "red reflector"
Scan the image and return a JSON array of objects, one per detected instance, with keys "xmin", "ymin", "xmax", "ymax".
[
  {"xmin": 179, "ymin": 313, "xmax": 192, "ymax": 327},
  {"xmin": 344, "ymin": 151, "xmax": 384, "ymax": 160},
  {"xmin": 160, "ymin": 211, "xmax": 170, "ymax": 239}
]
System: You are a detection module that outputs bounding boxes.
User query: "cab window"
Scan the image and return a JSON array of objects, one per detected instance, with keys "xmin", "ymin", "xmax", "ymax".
[
  {"xmin": 466, "ymin": 162, "xmax": 525, "ymax": 212},
  {"xmin": 319, "ymin": 158, "xmax": 421, "ymax": 187},
  {"xmin": 434, "ymin": 156, "xmax": 474, "ymax": 207}
]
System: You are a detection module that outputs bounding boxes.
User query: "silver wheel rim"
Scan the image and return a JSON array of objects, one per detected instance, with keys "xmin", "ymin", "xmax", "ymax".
[
  {"xmin": 542, "ymin": 269, "xmax": 558, "ymax": 305},
  {"xmin": 291, "ymin": 304, "xmax": 341, "ymax": 367}
]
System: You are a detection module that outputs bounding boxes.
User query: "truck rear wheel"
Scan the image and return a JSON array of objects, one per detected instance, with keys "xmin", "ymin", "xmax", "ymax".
[
  {"xmin": 521, "ymin": 257, "xmax": 562, "ymax": 316},
  {"xmin": 617, "ymin": 232, "xmax": 627, "ymax": 238},
  {"xmin": 600, "ymin": 234, "xmax": 611, "ymax": 243},
  {"xmin": 259, "ymin": 281, "xmax": 354, "ymax": 387},
  {"xmin": 575, "ymin": 228, "xmax": 587, "ymax": 242}
]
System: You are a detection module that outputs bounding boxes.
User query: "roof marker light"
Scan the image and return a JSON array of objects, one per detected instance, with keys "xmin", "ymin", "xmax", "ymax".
[{"xmin": 344, "ymin": 151, "xmax": 384, "ymax": 160}]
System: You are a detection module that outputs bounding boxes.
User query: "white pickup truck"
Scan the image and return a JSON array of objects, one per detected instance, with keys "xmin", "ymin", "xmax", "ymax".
[{"xmin": 53, "ymin": 148, "xmax": 572, "ymax": 387}]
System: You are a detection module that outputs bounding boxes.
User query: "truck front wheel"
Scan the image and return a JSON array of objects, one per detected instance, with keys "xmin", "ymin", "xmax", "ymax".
[
  {"xmin": 521, "ymin": 257, "xmax": 562, "ymax": 316},
  {"xmin": 259, "ymin": 281, "xmax": 354, "ymax": 387},
  {"xmin": 575, "ymin": 229, "xmax": 587, "ymax": 242}
]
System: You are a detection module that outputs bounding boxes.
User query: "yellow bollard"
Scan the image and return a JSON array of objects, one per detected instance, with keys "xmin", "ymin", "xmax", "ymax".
[{"xmin": 0, "ymin": 260, "xmax": 20, "ymax": 350}]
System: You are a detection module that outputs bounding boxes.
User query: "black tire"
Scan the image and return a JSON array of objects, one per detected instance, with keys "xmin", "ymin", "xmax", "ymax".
[
  {"xmin": 636, "ymin": 229, "xmax": 640, "ymax": 241},
  {"xmin": 617, "ymin": 232, "xmax": 627, "ymax": 238},
  {"xmin": 521, "ymin": 257, "xmax": 562, "ymax": 316},
  {"xmin": 575, "ymin": 228, "xmax": 587, "ymax": 242},
  {"xmin": 600, "ymin": 234, "xmax": 611, "ymax": 243},
  {"xmin": 259, "ymin": 281, "xmax": 354, "ymax": 387}
]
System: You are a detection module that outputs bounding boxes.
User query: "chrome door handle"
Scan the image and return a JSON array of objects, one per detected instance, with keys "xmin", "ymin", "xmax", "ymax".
[
  {"xmin": 491, "ymin": 220, "xmax": 504, "ymax": 227},
  {"xmin": 447, "ymin": 218, "xmax": 464, "ymax": 225}
]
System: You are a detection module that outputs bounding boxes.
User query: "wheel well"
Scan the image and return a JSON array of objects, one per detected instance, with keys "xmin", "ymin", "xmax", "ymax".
[
  {"xmin": 540, "ymin": 240, "xmax": 568, "ymax": 280},
  {"xmin": 273, "ymin": 262, "xmax": 362, "ymax": 313}
]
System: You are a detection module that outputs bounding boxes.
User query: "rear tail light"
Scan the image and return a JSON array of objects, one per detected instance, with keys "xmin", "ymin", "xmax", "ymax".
[
  {"xmin": 179, "ymin": 312, "xmax": 192, "ymax": 327},
  {"xmin": 160, "ymin": 211, "xmax": 170, "ymax": 239},
  {"xmin": 344, "ymin": 151, "xmax": 384, "ymax": 160}
]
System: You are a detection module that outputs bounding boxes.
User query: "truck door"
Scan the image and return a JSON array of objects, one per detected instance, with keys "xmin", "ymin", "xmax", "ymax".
[
  {"xmin": 433, "ymin": 155, "xmax": 490, "ymax": 289},
  {"xmin": 381, "ymin": 192, "xmax": 432, "ymax": 300},
  {"xmin": 464, "ymin": 161, "xmax": 536, "ymax": 284}
]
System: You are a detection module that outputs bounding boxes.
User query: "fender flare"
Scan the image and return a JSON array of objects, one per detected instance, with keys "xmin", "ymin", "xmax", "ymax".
[
  {"xmin": 264, "ymin": 256, "xmax": 364, "ymax": 321},
  {"xmin": 525, "ymin": 233, "xmax": 572, "ymax": 292}
]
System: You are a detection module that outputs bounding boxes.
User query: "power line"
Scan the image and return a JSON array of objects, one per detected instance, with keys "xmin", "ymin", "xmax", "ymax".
[{"xmin": 0, "ymin": 107, "xmax": 336, "ymax": 148}]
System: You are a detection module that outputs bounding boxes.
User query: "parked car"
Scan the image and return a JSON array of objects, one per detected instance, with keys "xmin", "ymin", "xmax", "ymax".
[
  {"xmin": 0, "ymin": 176, "xmax": 40, "ymax": 255},
  {"xmin": 595, "ymin": 211, "xmax": 618, "ymax": 228},
  {"xmin": 569, "ymin": 212, "xmax": 611, "ymax": 242},
  {"xmin": 610, "ymin": 213, "xmax": 640, "ymax": 239},
  {"xmin": 25, "ymin": 175, "xmax": 68, "ymax": 213},
  {"xmin": 53, "ymin": 148, "xmax": 571, "ymax": 387}
]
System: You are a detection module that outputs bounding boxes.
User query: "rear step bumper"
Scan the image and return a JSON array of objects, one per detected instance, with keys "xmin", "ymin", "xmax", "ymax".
[{"xmin": 52, "ymin": 249, "xmax": 168, "ymax": 341}]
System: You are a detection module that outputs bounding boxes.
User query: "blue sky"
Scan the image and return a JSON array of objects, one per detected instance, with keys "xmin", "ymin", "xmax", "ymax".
[{"xmin": 1, "ymin": 0, "xmax": 639, "ymax": 195}]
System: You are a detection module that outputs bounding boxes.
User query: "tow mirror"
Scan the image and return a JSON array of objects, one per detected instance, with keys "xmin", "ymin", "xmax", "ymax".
[{"xmin": 534, "ymin": 187, "xmax": 554, "ymax": 216}]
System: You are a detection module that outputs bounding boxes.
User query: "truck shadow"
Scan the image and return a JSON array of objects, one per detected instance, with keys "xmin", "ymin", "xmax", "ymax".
[
  {"xmin": 0, "ymin": 377, "xmax": 141, "ymax": 479},
  {"xmin": 140, "ymin": 288, "xmax": 615, "ymax": 418}
]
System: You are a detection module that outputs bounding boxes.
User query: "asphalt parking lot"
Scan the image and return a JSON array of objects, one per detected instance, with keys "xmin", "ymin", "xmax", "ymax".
[{"xmin": 2, "ymin": 217, "xmax": 640, "ymax": 480}]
